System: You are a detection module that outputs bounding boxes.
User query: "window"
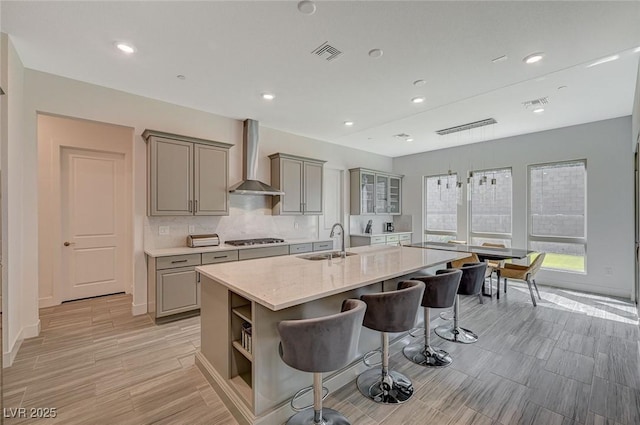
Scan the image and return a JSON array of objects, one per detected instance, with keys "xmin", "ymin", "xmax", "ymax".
[
  {"xmin": 469, "ymin": 168, "xmax": 512, "ymax": 246},
  {"xmin": 424, "ymin": 174, "xmax": 459, "ymax": 242},
  {"xmin": 529, "ymin": 160, "xmax": 586, "ymax": 273}
]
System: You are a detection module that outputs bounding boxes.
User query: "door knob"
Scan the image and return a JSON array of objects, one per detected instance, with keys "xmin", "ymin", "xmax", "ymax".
[{"xmin": 64, "ymin": 241, "xmax": 75, "ymax": 246}]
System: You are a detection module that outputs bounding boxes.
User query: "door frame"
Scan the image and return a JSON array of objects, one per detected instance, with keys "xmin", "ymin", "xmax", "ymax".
[
  {"xmin": 38, "ymin": 113, "xmax": 134, "ymax": 307},
  {"xmin": 60, "ymin": 147, "xmax": 127, "ymax": 302},
  {"xmin": 635, "ymin": 141, "xmax": 639, "ymax": 306}
]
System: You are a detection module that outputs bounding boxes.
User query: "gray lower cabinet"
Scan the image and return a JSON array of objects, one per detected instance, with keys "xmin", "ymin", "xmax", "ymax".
[
  {"xmin": 148, "ymin": 241, "xmax": 333, "ymax": 320},
  {"xmin": 238, "ymin": 245, "xmax": 290, "ymax": 261},
  {"xmin": 143, "ymin": 130, "xmax": 232, "ymax": 216},
  {"xmin": 156, "ymin": 266, "xmax": 199, "ymax": 317},
  {"xmin": 148, "ymin": 251, "xmax": 238, "ymax": 320},
  {"xmin": 350, "ymin": 233, "xmax": 412, "ymax": 247}
]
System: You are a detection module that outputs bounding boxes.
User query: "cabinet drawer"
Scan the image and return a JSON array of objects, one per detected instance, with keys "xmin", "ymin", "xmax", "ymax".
[
  {"xmin": 290, "ymin": 243, "xmax": 313, "ymax": 254},
  {"xmin": 202, "ymin": 250, "xmax": 239, "ymax": 264},
  {"xmin": 371, "ymin": 236, "xmax": 386, "ymax": 245},
  {"xmin": 313, "ymin": 241, "xmax": 333, "ymax": 251},
  {"xmin": 239, "ymin": 245, "xmax": 290, "ymax": 261},
  {"xmin": 157, "ymin": 254, "xmax": 201, "ymax": 270},
  {"xmin": 385, "ymin": 235, "xmax": 399, "ymax": 242},
  {"xmin": 399, "ymin": 233, "xmax": 411, "ymax": 241}
]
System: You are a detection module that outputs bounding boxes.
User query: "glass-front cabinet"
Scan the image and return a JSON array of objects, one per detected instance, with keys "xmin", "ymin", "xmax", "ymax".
[
  {"xmin": 375, "ymin": 175, "xmax": 389, "ymax": 214},
  {"xmin": 350, "ymin": 168, "xmax": 403, "ymax": 215},
  {"xmin": 359, "ymin": 170, "xmax": 376, "ymax": 214},
  {"xmin": 389, "ymin": 176, "xmax": 401, "ymax": 214}
]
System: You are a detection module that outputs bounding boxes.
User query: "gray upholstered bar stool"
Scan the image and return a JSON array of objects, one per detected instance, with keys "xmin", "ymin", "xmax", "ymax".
[
  {"xmin": 435, "ymin": 262, "xmax": 487, "ymax": 344},
  {"xmin": 278, "ymin": 299, "xmax": 366, "ymax": 425},
  {"xmin": 356, "ymin": 280, "xmax": 425, "ymax": 404},
  {"xmin": 403, "ymin": 269, "xmax": 462, "ymax": 367}
]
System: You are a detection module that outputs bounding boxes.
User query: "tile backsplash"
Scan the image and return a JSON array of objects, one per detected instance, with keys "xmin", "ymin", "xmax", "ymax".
[{"xmin": 144, "ymin": 195, "xmax": 318, "ymax": 249}]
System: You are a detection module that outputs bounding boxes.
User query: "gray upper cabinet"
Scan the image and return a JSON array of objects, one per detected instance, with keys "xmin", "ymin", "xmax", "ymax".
[
  {"xmin": 350, "ymin": 168, "xmax": 403, "ymax": 215},
  {"xmin": 143, "ymin": 130, "xmax": 232, "ymax": 216},
  {"xmin": 269, "ymin": 153, "xmax": 326, "ymax": 215}
]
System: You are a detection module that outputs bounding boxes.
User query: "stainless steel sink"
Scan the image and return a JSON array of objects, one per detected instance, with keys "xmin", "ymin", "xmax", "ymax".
[{"xmin": 298, "ymin": 251, "xmax": 358, "ymax": 261}]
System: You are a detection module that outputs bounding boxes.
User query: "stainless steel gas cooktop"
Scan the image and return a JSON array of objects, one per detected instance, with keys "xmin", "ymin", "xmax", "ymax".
[{"xmin": 225, "ymin": 238, "xmax": 286, "ymax": 246}]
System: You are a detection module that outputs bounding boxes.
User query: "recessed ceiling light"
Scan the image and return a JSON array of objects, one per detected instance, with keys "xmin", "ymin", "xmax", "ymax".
[
  {"xmin": 261, "ymin": 93, "xmax": 275, "ymax": 100},
  {"xmin": 344, "ymin": 121, "xmax": 354, "ymax": 126},
  {"xmin": 368, "ymin": 49, "xmax": 383, "ymax": 58},
  {"xmin": 297, "ymin": 0, "xmax": 316, "ymax": 15},
  {"xmin": 115, "ymin": 42, "xmax": 135, "ymax": 54},
  {"xmin": 411, "ymin": 96, "xmax": 425, "ymax": 104},
  {"xmin": 634, "ymin": 47, "xmax": 640, "ymax": 53},
  {"xmin": 413, "ymin": 79, "xmax": 426, "ymax": 87},
  {"xmin": 533, "ymin": 108, "xmax": 545, "ymax": 113},
  {"xmin": 586, "ymin": 54, "xmax": 620, "ymax": 68},
  {"xmin": 176, "ymin": 75, "xmax": 186, "ymax": 80},
  {"xmin": 406, "ymin": 138, "xmax": 414, "ymax": 142},
  {"xmin": 523, "ymin": 52, "xmax": 544, "ymax": 64}
]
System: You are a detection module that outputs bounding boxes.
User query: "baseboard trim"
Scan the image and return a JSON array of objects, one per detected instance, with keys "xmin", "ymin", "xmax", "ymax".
[
  {"xmin": 3, "ymin": 328, "xmax": 24, "ymax": 368},
  {"xmin": 39, "ymin": 296, "xmax": 56, "ymax": 308},
  {"xmin": 131, "ymin": 302, "xmax": 147, "ymax": 316},
  {"xmin": 23, "ymin": 320, "xmax": 41, "ymax": 339}
]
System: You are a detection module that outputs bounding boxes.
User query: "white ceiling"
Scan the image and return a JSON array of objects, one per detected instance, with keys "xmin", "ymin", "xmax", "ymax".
[{"xmin": 2, "ymin": 1, "xmax": 640, "ymax": 157}]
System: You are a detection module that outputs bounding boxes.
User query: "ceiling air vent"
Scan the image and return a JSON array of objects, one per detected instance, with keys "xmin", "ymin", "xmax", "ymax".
[
  {"xmin": 393, "ymin": 133, "xmax": 411, "ymax": 139},
  {"xmin": 311, "ymin": 41, "xmax": 342, "ymax": 61},
  {"xmin": 522, "ymin": 97, "xmax": 549, "ymax": 108},
  {"xmin": 436, "ymin": 118, "xmax": 497, "ymax": 135}
]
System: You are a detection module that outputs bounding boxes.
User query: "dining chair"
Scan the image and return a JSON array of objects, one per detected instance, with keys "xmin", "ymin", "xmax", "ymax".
[
  {"xmin": 496, "ymin": 253, "xmax": 546, "ymax": 307},
  {"xmin": 481, "ymin": 242, "xmax": 506, "ymax": 292}
]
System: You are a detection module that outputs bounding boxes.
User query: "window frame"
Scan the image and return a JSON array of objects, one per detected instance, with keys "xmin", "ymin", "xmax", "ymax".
[
  {"xmin": 468, "ymin": 167, "xmax": 513, "ymax": 245},
  {"xmin": 423, "ymin": 173, "xmax": 459, "ymax": 242},
  {"xmin": 527, "ymin": 159, "xmax": 587, "ymax": 273}
]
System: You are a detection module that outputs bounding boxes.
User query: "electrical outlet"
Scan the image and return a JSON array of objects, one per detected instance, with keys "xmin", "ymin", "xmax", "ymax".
[
  {"xmin": 294, "ymin": 222, "xmax": 299, "ymax": 230},
  {"xmin": 605, "ymin": 266, "xmax": 613, "ymax": 275},
  {"xmin": 188, "ymin": 225, "xmax": 196, "ymax": 234},
  {"xmin": 158, "ymin": 226, "xmax": 170, "ymax": 236}
]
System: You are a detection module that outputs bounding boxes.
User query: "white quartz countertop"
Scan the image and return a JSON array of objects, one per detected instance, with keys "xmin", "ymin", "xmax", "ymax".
[
  {"xmin": 350, "ymin": 231, "xmax": 412, "ymax": 237},
  {"xmin": 196, "ymin": 245, "xmax": 468, "ymax": 311},
  {"xmin": 144, "ymin": 238, "xmax": 332, "ymax": 258}
]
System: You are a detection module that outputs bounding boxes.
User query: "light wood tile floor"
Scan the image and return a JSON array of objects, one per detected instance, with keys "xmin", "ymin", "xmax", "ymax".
[{"xmin": 3, "ymin": 283, "xmax": 639, "ymax": 424}]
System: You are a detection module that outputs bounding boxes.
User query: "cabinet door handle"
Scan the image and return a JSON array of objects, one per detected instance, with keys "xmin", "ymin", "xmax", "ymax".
[
  {"xmin": 213, "ymin": 255, "xmax": 227, "ymax": 259},
  {"xmin": 194, "ymin": 200, "xmax": 198, "ymax": 212},
  {"xmin": 171, "ymin": 259, "xmax": 188, "ymax": 264},
  {"xmin": 188, "ymin": 200, "xmax": 193, "ymax": 213}
]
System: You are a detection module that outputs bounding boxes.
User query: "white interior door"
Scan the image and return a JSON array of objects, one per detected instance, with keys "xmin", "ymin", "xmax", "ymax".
[{"xmin": 61, "ymin": 148, "xmax": 126, "ymax": 301}]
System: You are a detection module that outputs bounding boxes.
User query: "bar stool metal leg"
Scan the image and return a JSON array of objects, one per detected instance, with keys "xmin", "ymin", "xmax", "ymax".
[
  {"xmin": 356, "ymin": 333, "xmax": 414, "ymax": 404},
  {"xmin": 403, "ymin": 307, "xmax": 452, "ymax": 367},
  {"xmin": 287, "ymin": 373, "xmax": 350, "ymax": 425},
  {"xmin": 434, "ymin": 295, "xmax": 478, "ymax": 344}
]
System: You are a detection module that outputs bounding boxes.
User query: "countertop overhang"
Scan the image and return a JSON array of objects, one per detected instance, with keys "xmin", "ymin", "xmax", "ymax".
[{"xmin": 196, "ymin": 245, "xmax": 469, "ymax": 311}]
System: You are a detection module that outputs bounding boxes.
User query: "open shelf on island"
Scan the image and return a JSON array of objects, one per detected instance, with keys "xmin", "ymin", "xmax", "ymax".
[
  {"xmin": 229, "ymin": 373, "xmax": 253, "ymax": 407},
  {"xmin": 232, "ymin": 340, "xmax": 253, "ymax": 361},
  {"xmin": 232, "ymin": 304, "xmax": 252, "ymax": 323}
]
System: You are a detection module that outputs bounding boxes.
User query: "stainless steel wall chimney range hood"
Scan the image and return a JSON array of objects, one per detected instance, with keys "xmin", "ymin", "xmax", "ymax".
[{"xmin": 229, "ymin": 119, "xmax": 284, "ymax": 196}]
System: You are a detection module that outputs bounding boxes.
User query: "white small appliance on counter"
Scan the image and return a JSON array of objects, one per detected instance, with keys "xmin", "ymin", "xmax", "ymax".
[{"xmin": 187, "ymin": 233, "xmax": 220, "ymax": 248}]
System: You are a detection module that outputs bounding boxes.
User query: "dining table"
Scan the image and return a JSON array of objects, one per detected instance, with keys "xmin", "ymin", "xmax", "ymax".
[{"xmin": 406, "ymin": 241, "xmax": 534, "ymax": 297}]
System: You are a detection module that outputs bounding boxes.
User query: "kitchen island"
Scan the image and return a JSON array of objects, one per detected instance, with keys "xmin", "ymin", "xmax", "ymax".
[{"xmin": 195, "ymin": 245, "xmax": 467, "ymax": 425}]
